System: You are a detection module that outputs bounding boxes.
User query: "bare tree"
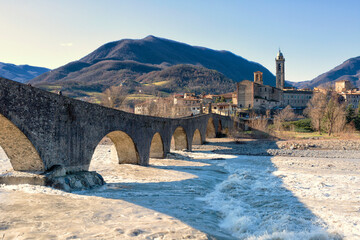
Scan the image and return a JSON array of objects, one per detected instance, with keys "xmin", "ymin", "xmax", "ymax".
[
  {"xmin": 101, "ymin": 86, "xmax": 127, "ymax": 109},
  {"xmin": 323, "ymin": 92, "xmax": 346, "ymax": 136},
  {"xmin": 135, "ymin": 97, "xmax": 177, "ymax": 117},
  {"xmin": 305, "ymin": 92, "xmax": 327, "ymax": 134},
  {"xmin": 274, "ymin": 105, "xmax": 296, "ymax": 131},
  {"xmin": 248, "ymin": 112, "xmax": 268, "ymax": 132}
]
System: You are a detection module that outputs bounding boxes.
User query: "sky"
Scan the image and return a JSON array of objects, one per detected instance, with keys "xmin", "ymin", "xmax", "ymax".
[{"xmin": 0, "ymin": 0, "xmax": 359, "ymax": 82}]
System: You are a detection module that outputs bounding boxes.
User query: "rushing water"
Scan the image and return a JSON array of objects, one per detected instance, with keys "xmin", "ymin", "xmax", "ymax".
[{"xmin": 199, "ymin": 155, "xmax": 340, "ymax": 239}]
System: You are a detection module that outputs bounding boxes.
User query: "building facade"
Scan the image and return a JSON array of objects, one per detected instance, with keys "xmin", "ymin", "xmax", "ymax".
[
  {"xmin": 335, "ymin": 80, "xmax": 352, "ymax": 93},
  {"xmin": 282, "ymin": 89, "xmax": 313, "ymax": 108},
  {"xmin": 234, "ymin": 79, "xmax": 282, "ymax": 110}
]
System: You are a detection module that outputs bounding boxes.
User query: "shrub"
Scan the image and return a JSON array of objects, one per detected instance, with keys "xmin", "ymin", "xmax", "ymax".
[{"xmin": 282, "ymin": 118, "xmax": 313, "ymax": 132}]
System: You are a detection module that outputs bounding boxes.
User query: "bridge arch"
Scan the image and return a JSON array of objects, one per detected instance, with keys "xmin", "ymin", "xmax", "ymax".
[
  {"xmin": 93, "ymin": 130, "xmax": 140, "ymax": 164},
  {"xmin": 0, "ymin": 114, "xmax": 44, "ymax": 171},
  {"xmin": 192, "ymin": 129, "xmax": 202, "ymax": 145},
  {"xmin": 206, "ymin": 118, "xmax": 216, "ymax": 138},
  {"xmin": 150, "ymin": 132, "xmax": 164, "ymax": 158},
  {"xmin": 171, "ymin": 126, "xmax": 188, "ymax": 150}
]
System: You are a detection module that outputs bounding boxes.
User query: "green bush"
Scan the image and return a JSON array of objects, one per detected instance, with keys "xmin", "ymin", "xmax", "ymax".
[{"xmin": 282, "ymin": 118, "xmax": 313, "ymax": 132}]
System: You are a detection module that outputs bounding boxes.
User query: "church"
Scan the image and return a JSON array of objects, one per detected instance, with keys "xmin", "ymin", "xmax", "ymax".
[{"xmin": 233, "ymin": 50, "xmax": 312, "ymax": 111}]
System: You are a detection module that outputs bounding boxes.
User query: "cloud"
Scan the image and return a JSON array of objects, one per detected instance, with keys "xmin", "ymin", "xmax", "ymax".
[{"xmin": 60, "ymin": 43, "xmax": 73, "ymax": 47}]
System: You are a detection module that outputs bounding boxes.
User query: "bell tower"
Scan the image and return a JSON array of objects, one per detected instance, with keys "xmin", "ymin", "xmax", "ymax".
[
  {"xmin": 275, "ymin": 49, "xmax": 285, "ymax": 89},
  {"xmin": 254, "ymin": 71, "xmax": 263, "ymax": 85}
]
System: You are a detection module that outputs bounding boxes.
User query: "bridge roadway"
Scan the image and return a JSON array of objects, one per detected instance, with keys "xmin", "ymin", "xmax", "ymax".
[{"xmin": 0, "ymin": 77, "xmax": 233, "ymax": 173}]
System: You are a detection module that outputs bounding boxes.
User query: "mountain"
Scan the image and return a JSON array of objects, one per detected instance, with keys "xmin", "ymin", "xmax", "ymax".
[
  {"xmin": 137, "ymin": 64, "xmax": 235, "ymax": 94},
  {"xmin": 30, "ymin": 35, "xmax": 276, "ymax": 97},
  {"xmin": 291, "ymin": 56, "xmax": 360, "ymax": 89},
  {"xmin": 0, "ymin": 62, "xmax": 50, "ymax": 83}
]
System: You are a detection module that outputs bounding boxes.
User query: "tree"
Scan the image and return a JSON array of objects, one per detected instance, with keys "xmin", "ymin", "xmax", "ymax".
[
  {"xmin": 248, "ymin": 111, "xmax": 268, "ymax": 133},
  {"xmin": 101, "ymin": 85, "xmax": 127, "ymax": 109},
  {"xmin": 305, "ymin": 92, "xmax": 327, "ymax": 135},
  {"xmin": 323, "ymin": 92, "xmax": 346, "ymax": 136},
  {"xmin": 274, "ymin": 105, "xmax": 296, "ymax": 131},
  {"xmin": 354, "ymin": 107, "xmax": 360, "ymax": 130},
  {"xmin": 346, "ymin": 104, "xmax": 355, "ymax": 123}
]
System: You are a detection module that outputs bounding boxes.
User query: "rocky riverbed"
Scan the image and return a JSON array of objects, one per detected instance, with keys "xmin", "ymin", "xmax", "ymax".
[{"xmin": 199, "ymin": 138, "xmax": 360, "ymax": 159}]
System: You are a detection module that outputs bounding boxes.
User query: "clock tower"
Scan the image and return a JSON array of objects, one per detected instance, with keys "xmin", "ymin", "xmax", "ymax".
[{"xmin": 275, "ymin": 50, "xmax": 285, "ymax": 89}]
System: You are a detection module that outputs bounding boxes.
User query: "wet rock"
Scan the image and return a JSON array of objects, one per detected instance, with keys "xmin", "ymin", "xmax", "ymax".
[
  {"xmin": 129, "ymin": 229, "xmax": 145, "ymax": 236},
  {"xmin": 46, "ymin": 171, "xmax": 105, "ymax": 192},
  {"xmin": 45, "ymin": 165, "xmax": 66, "ymax": 178},
  {"xmin": 0, "ymin": 169, "xmax": 105, "ymax": 192}
]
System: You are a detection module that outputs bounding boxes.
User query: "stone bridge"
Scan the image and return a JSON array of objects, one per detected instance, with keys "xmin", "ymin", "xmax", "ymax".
[{"xmin": 0, "ymin": 77, "xmax": 234, "ymax": 173}]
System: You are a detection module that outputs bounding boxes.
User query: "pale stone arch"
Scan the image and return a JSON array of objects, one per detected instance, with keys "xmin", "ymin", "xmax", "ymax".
[
  {"xmin": 171, "ymin": 127, "xmax": 188, "ymax": 150},
  {"xmin": 93, "ymin": 130, "xmax": 140, "ymax": 165},
  {"xmin": 150, "ymin": 132, "xmax": 164, "ymax": 158},
  {"xmin": 192, "ymin": 129, "xmax": 202, "ymax": 145},
  {"xmin": 206, "ymin": 118, "xmax": 216, "ymax": 138},
  {"xmin": 0, "ymin": 114, "xmax": 44, "ymax": 171}
]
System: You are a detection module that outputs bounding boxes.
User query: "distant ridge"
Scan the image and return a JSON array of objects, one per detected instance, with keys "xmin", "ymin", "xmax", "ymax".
[
  {"xmin": 291, "ymin": 56, "xmax": 360, "ymax": 89},
  {"xmin": 0, "ymin": 62, "xmax": 50, "ymax": 83},
  {"xmin": 31, "ymin": 36, "xmax": 276, "ymax": 96}
]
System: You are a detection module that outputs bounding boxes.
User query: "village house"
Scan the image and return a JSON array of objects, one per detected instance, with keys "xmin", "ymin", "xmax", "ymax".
[
  {"xmin": 173, "ymin": 93, "xmax": 202, "ymax": 116},
  {"xmin": 334, "ymin": 80, "xmax": 360, "ymax": 108},
  {"xmin": 135, "ymin": 93, "xmax": 202, "ymax": 117}
]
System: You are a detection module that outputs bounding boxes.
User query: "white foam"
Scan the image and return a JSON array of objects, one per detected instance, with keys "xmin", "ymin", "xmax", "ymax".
[{"xmin": 199, "ymin": 156, "xmax": 342, "ymax": 239}]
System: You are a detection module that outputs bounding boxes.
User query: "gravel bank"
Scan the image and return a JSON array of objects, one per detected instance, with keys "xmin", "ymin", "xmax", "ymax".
[{"xmin": 195, "ymin": 138, "xmax": 360, "ymax": 158}]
